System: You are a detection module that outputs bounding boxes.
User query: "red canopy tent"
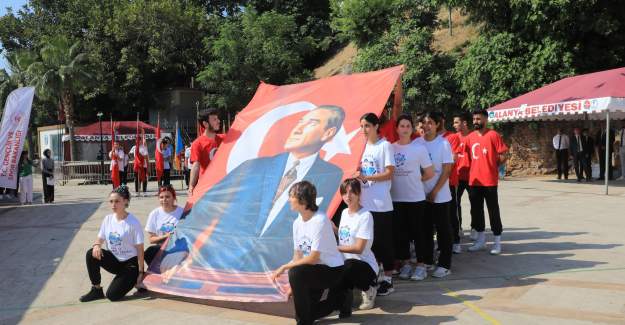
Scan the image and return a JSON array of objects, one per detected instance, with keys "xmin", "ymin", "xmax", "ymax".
[
  {"xmin": 488, "ymin": 67, "xmax": 625, "ymax": 194},
  {"xmin": 71, "ymin": 121, "xmax": 157, "ymax": 142}
]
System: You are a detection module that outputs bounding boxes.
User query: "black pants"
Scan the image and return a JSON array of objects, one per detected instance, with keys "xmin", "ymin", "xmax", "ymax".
[
  {"xmin": 289, "ymin": 264, "xmax": 345, "ymax": 325},
  {"xmin": 159, "ymin": 169, "xmax": 171, "ymax": 186},
  {"xmin": 423, "ymin": 202, "xmax": 452, "ymax": 269},
  {"xmin": 120, "ymin": 168, "xmax": 128, "ymax": 185},
  {"xmin": 341, "ymin": 259, "xmax": 376, "ymax": 291},
  {"xmin": 42, "ymin": 175, "xmax": 54, "ymax": 203},
  {"xmin": 144, "ymin": 245, "xmax": 161, "ymax": 266},
  {"xmin": 555, "ymin": 149, "xmax": 569, "ymax": 178},
  {"xmin": 573, "ymin": 152, "xmax": 592, "ymax": 180},
  {"xmin": 469, "ymin": 186, "xmax": 503, "ymax": 236},
  {"xmin": 449, "ymin": 186, "xmax": 460, "ymax": 244},
  {"xmin": 392, "ymin": 201, "xmax": 424, "ymax": 260},
  {"xmin": 134, "ymin": 167, "xmax": 148, "ymax": 193},
  {"xmin": 85, "ymin": 248, "xmax": 139, "ymax": 301},
  {"xmin": 371, "ymin": 211, "xmax": 394, "ymax": 272},
  {"xmin": 598, "ymin": 149, "xmax": 614, "ymax": 179},
  {"xmin": 456, "ymin": 180, "xmax": 469, "ymax": 229},
  {"xmin": 184, "ymin": 168, "xmax": 190, "ymax": 187}
]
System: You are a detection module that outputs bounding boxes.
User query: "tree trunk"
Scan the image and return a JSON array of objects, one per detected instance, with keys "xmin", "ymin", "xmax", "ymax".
[{"xmin": 62, "ymin": 90, "xmax": 76, "ymax": 161}]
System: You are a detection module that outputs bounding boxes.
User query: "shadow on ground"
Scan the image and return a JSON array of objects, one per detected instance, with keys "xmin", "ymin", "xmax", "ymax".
[{"xmin": 0, "ymin": 199, "xmax": 100, "ymax": 325}]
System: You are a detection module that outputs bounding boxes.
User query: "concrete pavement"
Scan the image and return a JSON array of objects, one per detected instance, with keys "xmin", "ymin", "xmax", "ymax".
[{"xmin": 1, "ymin": 176, "xmax": 624, "ymax": 324}]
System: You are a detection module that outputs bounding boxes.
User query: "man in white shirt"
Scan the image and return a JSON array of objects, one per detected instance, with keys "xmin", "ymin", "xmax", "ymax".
[
  {"xmin": 552, "ymin": 129, "xmax": 570, "ymax": 180},
  {"xmin": 617, "ymin": 123, "xmax": 625, "ymax": 180}
]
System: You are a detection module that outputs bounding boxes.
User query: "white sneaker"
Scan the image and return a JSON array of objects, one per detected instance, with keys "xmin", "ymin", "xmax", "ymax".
[
  {"xmin": 432, "ymin": 266, "xmax": 451, "ymax": 278},
  {"xmin": 359, "ymin": 286, "xmax": 377, "ymax": 310},
  {"xmin": 490, "ymin": 243, "xmax": 502, "ymax": 255},
  {"xmin": 398, "ymin": 264, "xmax": 413, "ymax": 280},
  {"xmin": 617, "ymin": 176, "xmax": 625, "ymax": 181},
  {"xmin": 468, "ymin": 241, "xmax": 486, "ymax": 252},
  {"xmin": 470, "ymin": 229, "xmax": 478, "ymax": 241},
  {"xmin": 452, "ymin": 244, "xmax": 462, "ymax": 254},
  {"xmin": 410, "ymin": 266, "xmax": 427, "ymax": 281}
]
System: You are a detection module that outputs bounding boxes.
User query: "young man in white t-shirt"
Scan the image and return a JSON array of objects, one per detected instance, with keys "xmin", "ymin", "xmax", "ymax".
[
  {"xmin": 272, "ymin": 181, "xmax": 348, "ymax": 324},
  {"xmin": 421, "ymin": 112, "xmax": 454, "ymax": 278},
  {"xmin": 80, "ymin": 187, "xmax": 145, "ymax": 302}
]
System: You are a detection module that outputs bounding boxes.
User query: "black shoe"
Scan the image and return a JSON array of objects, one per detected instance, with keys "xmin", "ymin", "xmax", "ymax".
[
  {"xmin": 80, "ymin": 286, "xmax": 105, "ymax": 302},
  {"xmin": 339, "ymin": 289, "xmax": 353, "ymax": 319},
  {"xmin": 376, "ymin": 280, "xmax": 394, "ymax": 296}
]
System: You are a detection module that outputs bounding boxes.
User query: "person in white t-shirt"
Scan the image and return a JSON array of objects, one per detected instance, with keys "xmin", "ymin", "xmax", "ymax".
[
  {"xmin": 336, "ymin": 178, "xmax": 380, "ymax": 310},
  {"xmin": 109, "ymin": 142, "xmax": 126, "ymax": 187},
  {"xmin": 144, "ymin": 185, "xmax": 183, "ymax": 267},
  {"xmin": 391, "ymin": 115, "xmax": 434, "ymax": 281},
  {"xmin": 272, "ymin": 181, "xmax": 347, "ymax": 325},
  {"xmin": 129, "ymin": 141, "xmax": 149, "ymax": 196},
  {"xmin": 80, "ymin": 186, "xmax": 145, "ymax": 302},
  {"xmin": 356, "ymin": 112, "xmax": 396, "ymax": 296},
  {"xmin": 421, "ymin": 112, "xmax": 454, "ymax": 278},
  {"xmin": 184, "ymin": 145, "xmax": 192, "ymax": 188}
]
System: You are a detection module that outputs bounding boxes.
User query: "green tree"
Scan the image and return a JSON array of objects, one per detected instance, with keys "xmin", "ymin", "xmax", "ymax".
[
  {"xmin": 27, "ymin": 35, "xmax": 95, "ymax": 161},
  {"xmin": 454, "ymin": 0, "xmax": 625, "ymax": 109},
  {"xmin": 197, "ymin": 10, "xmax": 313, "ymax": 112}
]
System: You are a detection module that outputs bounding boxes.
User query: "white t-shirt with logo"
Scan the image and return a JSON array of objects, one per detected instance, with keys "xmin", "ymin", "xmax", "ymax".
[
  {"xmin": 97, "ymin": 213, "xmax": 144, "ymax": 262},
  {"xmin": 360, "ymin": 139, "xmax": 395, "ymax": 212},
  {"xmin": 338, "ymin": 208, "xmax": 379, "ymax": 275},
  {"xmin": 292, "ymin": 212, "xmax": 344, "ymax": 267},
  {"xmin": 145, "ymin": 206, "xmax": 184, "ymax": 237},
  {"xmin": 391, "ymin": 142, "xmax": 432, "ymax": 202},
  {"xmin": 423, "ymin": 135, "xmax": 454, "ymax": 203}
]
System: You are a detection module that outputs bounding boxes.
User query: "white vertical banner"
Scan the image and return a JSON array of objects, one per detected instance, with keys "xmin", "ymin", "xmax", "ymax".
[{"xmin": 0, "ymin": 87, "xmax": 35, "ymax": 189}]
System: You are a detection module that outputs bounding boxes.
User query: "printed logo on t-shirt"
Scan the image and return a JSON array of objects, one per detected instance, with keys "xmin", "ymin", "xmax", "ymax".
[
  {"xmin": 108, "ymin": 232, "xmax": 122, "ymax": 247},
  {"xmin": 394, "ymin": 152, "xmax": 406, "ymax": 168},
  {"xmin": 297, "ymin": 236, "xmax": 312, "ymax": 256},
  {"xmin": 458, "ymin": 143, "xmax": 465, "ymax": 158},
  {"xmin": 361, "ymin": 158, "xmax": 378, "ymax": 176},
  {"xmin": 338, "ymin": 225, "xmax": 351, "ymax": 245},
  {"xmin": 159, "ymin": 221, "xmax": 176, "ymax": 234}
]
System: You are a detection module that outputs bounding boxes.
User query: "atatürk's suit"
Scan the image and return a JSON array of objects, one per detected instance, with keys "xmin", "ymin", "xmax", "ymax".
[{"xmin": 160, "ymin": 152, "xmax": 343, "ymax": 273}]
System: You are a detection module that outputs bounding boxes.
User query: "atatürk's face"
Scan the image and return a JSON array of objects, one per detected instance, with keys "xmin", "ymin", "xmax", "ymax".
[{"xmin": 284, "ymin": 109, "xmax": 337, "ymax": 156}]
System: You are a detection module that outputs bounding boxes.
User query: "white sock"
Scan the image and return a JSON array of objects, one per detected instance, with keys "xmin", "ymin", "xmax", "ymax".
[
  {"xmin": 477, "ymin": 231, "xmax": 486, "ymax": 243},
  {"xmin": 383, "ymin": 275, "xmax": 392, "ymax": 283},
  {"xmin": 494, "ymin": 235, "xmax": 501, "ymax": 245}
]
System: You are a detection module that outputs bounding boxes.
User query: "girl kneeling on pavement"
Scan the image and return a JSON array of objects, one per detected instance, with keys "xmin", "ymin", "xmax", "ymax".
[
  {"xmin": 144, "ymin": 184, "xmax": 183, "ymax": 267},
  {"xmin": 272, "ymin": 181, "xmax": 347, "ymax": 325},
  {"xmin": 80, "ymin": 186, "xmax": 145, "ymax": 302},
  {"xmin": 336, "ymin": 178, "xmax": 380, "ymax": 310}
]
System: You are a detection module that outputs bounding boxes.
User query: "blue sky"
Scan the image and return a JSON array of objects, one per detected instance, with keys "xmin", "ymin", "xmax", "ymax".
[{"xmin": 0, "ymin": 0, "xmax": 29, "ymax": 72}]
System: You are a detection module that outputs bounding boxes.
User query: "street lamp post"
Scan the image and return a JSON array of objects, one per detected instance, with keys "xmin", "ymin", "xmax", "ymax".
[{"xmin": 97, "ymin": 112, "xmax": 104, "ymax": 184}]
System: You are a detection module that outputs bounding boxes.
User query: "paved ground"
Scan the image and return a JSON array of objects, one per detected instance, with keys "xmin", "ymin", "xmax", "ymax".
[{"xmin": 1, "ymin": 175, "xmax": 625, "ymax": 325}]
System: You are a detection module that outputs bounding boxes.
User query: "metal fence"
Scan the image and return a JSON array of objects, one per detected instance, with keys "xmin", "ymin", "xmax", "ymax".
[{"xmin": 60, "ymin": 160, "xmax": 184, "ymax": 185}]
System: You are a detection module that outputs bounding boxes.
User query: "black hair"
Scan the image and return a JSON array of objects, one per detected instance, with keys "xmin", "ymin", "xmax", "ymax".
[
  {"xmin": 111, "ymin": 185, "xmax": 131, "ymax": 206},
  {"xmin": 198, "ymin": 108, "xmax": 219, "ymax": 123},
  {"xmin": 422, "ymin": 111, "xmax": 444, "ymax": 125},
  {"xmin": 288, "ymin": 181, "xmax": 319, "ymax": 212},
  {"xmin": 472, "ymin": 109, "xmax": 489, "ymax": 117},
  {"xmin": 395, "ymin": 113, "xmax": 413, "ymax": 128},
  {"xmin": 315, "ymin": 105, "xmax": 345, "ymax": 132},
  {"xmin": 360, "ymin": 112, "xmax": 381, "ymax": 126},
  {"xmin": 339, "ymin": 178, "xmax": 361, "ymax": 196},
  {"xmin": 43, "ymin": 149, "xmax": 51, "ymax": 158},
  {"xmin": 453, "ymin": 112, "xmax": 471, "ymax": 122}
]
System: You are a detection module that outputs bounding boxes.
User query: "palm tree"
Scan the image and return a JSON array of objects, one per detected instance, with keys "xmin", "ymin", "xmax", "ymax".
[
  {"xmin": 27, "ymin": 36, "xmax": 94, "ymax": 161},
  {"xmin": 0, "ymin": 50, "xmax": 39, "ymax": 106}
]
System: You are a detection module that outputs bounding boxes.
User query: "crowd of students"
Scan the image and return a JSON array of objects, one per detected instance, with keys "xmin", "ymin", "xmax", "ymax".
[{"xmin": 79, "ymin": 108, "xmax": 509, "ymax": 325}]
